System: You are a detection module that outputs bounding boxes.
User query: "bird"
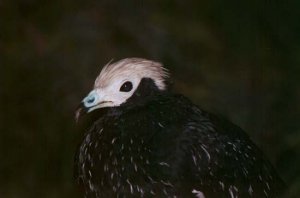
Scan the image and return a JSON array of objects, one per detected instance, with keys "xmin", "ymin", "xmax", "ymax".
[{"xmin": 75, "ymin": 58, "xmax": 285, "ymax": 198}]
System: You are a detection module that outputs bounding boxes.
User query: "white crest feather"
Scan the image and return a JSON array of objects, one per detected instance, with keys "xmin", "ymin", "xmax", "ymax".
[{"xmin": 94, "ymin": 58, "xmax": 169, "ymax": 90}]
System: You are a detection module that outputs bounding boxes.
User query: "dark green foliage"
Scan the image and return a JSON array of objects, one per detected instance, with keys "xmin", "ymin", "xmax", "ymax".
[{"xmin": 0, "ymin": 0, "xmax": 299, "ymax": 197}]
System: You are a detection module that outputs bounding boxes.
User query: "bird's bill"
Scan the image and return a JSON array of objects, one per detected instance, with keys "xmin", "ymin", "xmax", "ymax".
[
  {"xmin": 75, "ymin": 90, "xmax": 100, "ymax": 122},
  {"xmin": 75, "ymin": 90, "xmax": 115, "ymax": 122}
]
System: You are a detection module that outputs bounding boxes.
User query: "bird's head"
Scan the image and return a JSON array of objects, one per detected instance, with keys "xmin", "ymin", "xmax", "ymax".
[{"xmin": 76, "ymin": 58, "xmax": 169, "ymax": 121}]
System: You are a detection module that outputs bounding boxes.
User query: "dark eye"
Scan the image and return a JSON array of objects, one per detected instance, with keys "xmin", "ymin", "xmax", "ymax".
[{"xmin": 120, "ymin": 81, "xmax": 133, "ymax": 92}]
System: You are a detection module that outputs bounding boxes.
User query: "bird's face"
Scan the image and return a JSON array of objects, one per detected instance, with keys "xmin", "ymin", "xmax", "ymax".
[
  {"xmin": 81, "ymin": 74, "xmax": 140, "ymax": 112},
  {"xmin": 76, "ymin": 58, "xmax": 168, "ymax": 121}
]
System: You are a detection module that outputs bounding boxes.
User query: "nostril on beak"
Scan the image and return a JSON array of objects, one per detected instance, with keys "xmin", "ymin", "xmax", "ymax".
[
  {"xmin": 83, "ymin": 91, "xmax": 98, "ymax": 107},
  {"xmin": 87, "ymin": 96, "xmax": 95, "ymax": 104}
]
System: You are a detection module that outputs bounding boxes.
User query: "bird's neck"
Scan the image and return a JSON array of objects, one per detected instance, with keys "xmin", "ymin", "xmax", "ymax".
[{"xmin": 124, "ymin": 77, "xmax": 168, "ymax": 106}]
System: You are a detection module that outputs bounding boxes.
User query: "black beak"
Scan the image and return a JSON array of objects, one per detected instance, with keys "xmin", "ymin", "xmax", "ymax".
[{"xmin": 75, "ymin": 102, "xmax": 88, "ymax": 123}]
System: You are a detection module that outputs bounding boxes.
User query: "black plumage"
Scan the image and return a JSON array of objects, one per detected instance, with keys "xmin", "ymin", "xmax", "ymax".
[{"xmin": 75, "ymin": 59, "xmax": 285, "ymax": 198}]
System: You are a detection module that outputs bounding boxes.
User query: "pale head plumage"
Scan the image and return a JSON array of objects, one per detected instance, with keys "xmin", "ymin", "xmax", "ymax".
[
  {"xmin": 94, "ymin": 58, "xmax": 169, "ymax": 90},
  {"xmin": 78, "ymin": 58, "xmax": 169, "ymax": 114}
]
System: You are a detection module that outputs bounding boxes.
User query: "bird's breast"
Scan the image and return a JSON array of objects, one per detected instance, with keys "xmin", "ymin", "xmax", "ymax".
[{"xmin": 76, "ymin": 118, "xmax": 178, "ymax": 197}]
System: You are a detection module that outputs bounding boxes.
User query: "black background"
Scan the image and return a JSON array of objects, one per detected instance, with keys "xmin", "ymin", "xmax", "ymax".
[{"xmin": 0, "ymin": 0, "xmax": 299, "ymax": 197}]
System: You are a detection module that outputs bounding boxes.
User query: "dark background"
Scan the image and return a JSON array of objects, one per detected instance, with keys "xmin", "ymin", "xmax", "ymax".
[{"xmin": 0, "ymin": 0, "xmax": 299, "ymax": 197}]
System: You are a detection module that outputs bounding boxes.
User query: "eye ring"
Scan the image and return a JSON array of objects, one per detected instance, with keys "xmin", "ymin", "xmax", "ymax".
[{"xmin": 120, "ymin": 81, "xmax": 133, "ymax": 92}]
